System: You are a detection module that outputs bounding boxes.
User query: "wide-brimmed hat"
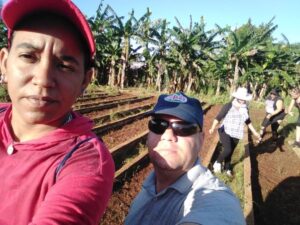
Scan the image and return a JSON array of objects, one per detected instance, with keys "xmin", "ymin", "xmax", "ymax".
[
  {"xmin": 150, "ymin": 92, "xmax": 203, "ymax": 128},
  {"xmin": 1, "ymin": 0, "xmax": 95, "ymax": 60},
  {"xmin": 232, "ymin": 87, "xmax": 252, "ymax": 101}
]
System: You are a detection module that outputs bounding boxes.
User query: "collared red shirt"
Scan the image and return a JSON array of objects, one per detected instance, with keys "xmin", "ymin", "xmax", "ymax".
[
  {"xmin": 0, "ymin": 103, "xmax": 115, "ymax": 225},
  {"xmin": 125, "ymin": 160, "xmax": 246, "ymax": 225}
]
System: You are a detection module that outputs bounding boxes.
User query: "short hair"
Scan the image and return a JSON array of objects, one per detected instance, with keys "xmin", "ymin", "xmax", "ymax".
[
  {"xmin": 9, "ymin": 12, "xmax": 94, "ymax": 71},
  {"xmin": 290, "ymin": 87, "xmax": 300, "ymax": 95}
]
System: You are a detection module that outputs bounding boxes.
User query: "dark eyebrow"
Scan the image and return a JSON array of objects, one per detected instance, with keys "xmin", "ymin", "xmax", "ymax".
[
  {"xmin": 16, "ymin": 43, "xmax": 80, "ymax": 66},
  {"xmin": 15, "ymin": 42, "xmax": 39, "ymax": 51}
]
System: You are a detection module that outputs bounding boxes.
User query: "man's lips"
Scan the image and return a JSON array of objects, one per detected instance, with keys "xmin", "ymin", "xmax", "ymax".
[{"xmin": 25, "ymin": 95, "xmax": 57, "ymax": 107}]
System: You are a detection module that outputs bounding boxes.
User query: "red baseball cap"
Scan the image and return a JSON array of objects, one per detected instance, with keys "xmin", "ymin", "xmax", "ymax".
[{"xmin": 1, "ymin": 0, "xmax": 95, "ymax": 59}]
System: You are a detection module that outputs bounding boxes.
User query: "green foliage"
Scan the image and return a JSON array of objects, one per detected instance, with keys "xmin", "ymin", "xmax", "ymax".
[
  {"xmin": 0, "ymin": 20, "xmax": 8, "ymax": 49},
  {"xmin": 83, "ymin": 2, "xmax": 300, "ymax": 93},
  {"xmin": 0, "ymin": 86, "xmax": 9, "ymax": 102},
  {"xmin": 198, "ymin": 91, "xmax": 231, "ymax": 105}
]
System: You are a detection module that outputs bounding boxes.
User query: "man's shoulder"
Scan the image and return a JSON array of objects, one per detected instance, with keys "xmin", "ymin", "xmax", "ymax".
[
  {"xmin": 189, "ymin": 169, "xmax": 240, "ymax": 206},
  {"xmin": 0, "ymin": 103, "xmax": 11, "ymax": 120},
  {"xmin": 181, "ymin": 176, "xmax": 245, "ymax": 225},
  {"xmin": 0, "ymin": 103, "xmax": 10, "ymax": 111}
]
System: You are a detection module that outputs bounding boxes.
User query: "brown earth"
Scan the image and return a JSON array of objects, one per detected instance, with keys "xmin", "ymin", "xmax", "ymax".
[{"xmin": 249, "ymin": 108, "xmax": 300, "ymax": 225}]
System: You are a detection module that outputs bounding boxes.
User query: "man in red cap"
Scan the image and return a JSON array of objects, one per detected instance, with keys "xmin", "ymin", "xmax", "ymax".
[{"xmin": 0, "ymin": 0, "xmax": 114, "ymax": 224}]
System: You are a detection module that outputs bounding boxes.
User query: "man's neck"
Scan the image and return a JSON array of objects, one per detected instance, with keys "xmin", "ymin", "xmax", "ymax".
[
  {"xmin": 11, "ymin": 120, "xmax": 57, "ymax": 142},
  {"xmin": 155, "ymin": 169, "xmax": 185, "ymax": 193},
  {"xmin": 10, "ymin": 111, "xmax": 70, "ymax": 142}
]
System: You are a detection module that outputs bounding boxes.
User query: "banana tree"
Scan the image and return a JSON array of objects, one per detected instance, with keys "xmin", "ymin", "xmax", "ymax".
[
  {"xmin": 222, "ymin": 18, "xmax": 277, "ymax": 93},
  {"xmin": 169, "ymin": 16, "xmax": 220, "ymax": 92},
  {"xmin": 88, "ymin": 2, "xmax": 123, "ymax": 85},
  {"xmin": 148, "ymin": 19, "xmax": 171, "ymax": 91}
]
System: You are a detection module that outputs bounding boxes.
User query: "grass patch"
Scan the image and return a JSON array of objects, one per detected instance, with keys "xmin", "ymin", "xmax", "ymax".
[
  {"xmin": 187, "ymin": 91, "xmax": 231, "ymax": 105},
  {"xmin": 87, "ymin": 84, "xmax": 120, "ymax": 96}
]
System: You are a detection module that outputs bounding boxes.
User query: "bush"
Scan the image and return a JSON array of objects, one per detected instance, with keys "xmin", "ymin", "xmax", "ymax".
[{"xmin": 0, "ymin": 86, "xmax": 9, "ymax": 102}]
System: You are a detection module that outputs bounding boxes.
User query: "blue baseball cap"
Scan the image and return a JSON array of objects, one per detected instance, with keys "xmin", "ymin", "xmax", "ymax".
[{"xmin": 150, "ymin": 92, "xmax": 203, "ymax": 128}]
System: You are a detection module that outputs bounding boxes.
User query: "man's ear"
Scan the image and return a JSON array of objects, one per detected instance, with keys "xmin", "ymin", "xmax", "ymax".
[
  {"xmin": 197, "ymin": 132, "xmax": 204, "ymax": 152},
  {"xmin": 0, "ymin": 48, "xmax": 9, "ymax": 82},
  {"xmin": 81, "ymin": 67, "xmax": 94, "ymax": 91}
]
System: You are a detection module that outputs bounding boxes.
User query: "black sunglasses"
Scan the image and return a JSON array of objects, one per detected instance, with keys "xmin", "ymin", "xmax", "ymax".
[{"xmin": 148, "ymin": 118, "xmax": 201, "ymax": 137}]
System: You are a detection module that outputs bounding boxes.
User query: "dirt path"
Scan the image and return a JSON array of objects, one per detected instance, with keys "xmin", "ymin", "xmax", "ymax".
[{"xmin": 250, "ymin": 109, "xmax": 300, "ymax": 225}]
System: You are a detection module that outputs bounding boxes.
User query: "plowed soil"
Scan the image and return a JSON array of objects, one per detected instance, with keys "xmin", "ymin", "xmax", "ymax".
[{"xmin": 249, "ymin": 109, "xmax": 300, "ymax": 225}]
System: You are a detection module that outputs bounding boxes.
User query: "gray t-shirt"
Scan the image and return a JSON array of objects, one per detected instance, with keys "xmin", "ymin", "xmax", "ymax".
[{"xmin": 125, "ymin": 160, "xmax": 246, "ymax": 225}]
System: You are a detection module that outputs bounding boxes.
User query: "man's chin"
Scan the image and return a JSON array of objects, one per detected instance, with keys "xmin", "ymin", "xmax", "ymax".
[{"xmin": 150, "ymin": 152, "xmax": 178, "ymax": 170}]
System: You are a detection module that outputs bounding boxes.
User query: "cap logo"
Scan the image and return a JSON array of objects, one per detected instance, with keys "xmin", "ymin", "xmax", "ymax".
[{"xmin": 164, "ymin": 93, "xmax": 187, "ymax": 103}]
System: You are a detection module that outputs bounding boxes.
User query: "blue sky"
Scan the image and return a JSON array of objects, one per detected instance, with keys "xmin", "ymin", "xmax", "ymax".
[
  {"xmin": 1, "ymin": 0, "xmax": 299, "ymax": 43},
  {"xmin": 73, "ymin": 0, "xmax": 300, "ymax": 44}
]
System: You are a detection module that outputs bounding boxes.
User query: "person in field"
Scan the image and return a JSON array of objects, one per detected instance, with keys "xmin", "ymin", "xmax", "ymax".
[
  {"xmin": 259, "ymin": 88, "xmax": 285, "ymax": 141},
  {"xmin": 0, "ymin": 0, "xmax": 114, "ymax": 224},
  {"xmin": 125, "ymin": 92, "xmax": 246, "ymax": 225},
  {"xmin": 209, "ymin": 87, "xmax": 261, "ymax": 176},
  {"xmin": 286, "ymin": 87, "xmax": 300, "ymax": 149}
]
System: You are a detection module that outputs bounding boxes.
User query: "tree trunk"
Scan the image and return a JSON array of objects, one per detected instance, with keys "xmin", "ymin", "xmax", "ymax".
[
  {"xmin": 108, "ymin": 59, "xmax": 116, "ymax": 87},
  {"xmin": 120, "ymin": 55, "xmax": 126, "ymax": 89},
  {"xmin": 252, "ymin": 82, "xmax": 258, "ymax": 100},
  {"xmin": 117, "ymin": 66, "xmax": 122, "ymax": 87},
  {"xmin": 169, "ymin": 71, "xmax": 179, "ymax": 92},
  {"xmin": 91, "ymin": 68, "xmax": 97, "ymax": 85},
  {"xmin": 231, "ymin": 58, "xmax": 240, "ymax": 94},
  {"xmin": 216, "ymin": 79, "xmax": 221, "ymax": 96},
  {"xmin": 186, "ymin": 72, "xmax": 194, "ymax": 93},
  {"xmin": 155, "ymin": 65, "xmax": 162, "ymax": 92},
  {"xmin": 120, "ymin": 38, "xmax": 129, "ymax": 89},
  {"xmin": 258, "ymin": 83, "xmax": 267, "ymax": 100}
]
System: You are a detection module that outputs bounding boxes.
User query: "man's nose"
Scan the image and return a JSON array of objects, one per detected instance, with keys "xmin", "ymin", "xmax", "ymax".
[
  {"xmin": 161, "ymin": 126, "xmax": 177, "ymax": 141},
  {"xmin": 32, "ymin": 60, "xmax": 55, "ymax": 88}
]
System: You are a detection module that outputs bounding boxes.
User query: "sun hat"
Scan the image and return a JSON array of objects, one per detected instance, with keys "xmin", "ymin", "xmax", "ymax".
[
  {"xmin": 232, "ymin": 87, "xmax": 252, "ymax": 101},
  {"xmin": 150, "ymin": 92, "xmax": 203, "ymax": 128},
  {"xmin": 0, "ymin": 0, "xmax": 95, "ymax": 60}
]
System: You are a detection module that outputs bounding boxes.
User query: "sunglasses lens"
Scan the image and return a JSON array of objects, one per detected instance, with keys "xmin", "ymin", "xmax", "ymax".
[
  {"xmin": 149, "ymin": 118, "xmax": 201, "ymax": 136},
  {"xmin": 148, "ymin": 119, "xmax": 169, "ymax": 134},
  {"xmin": 172, "ymin": 122, "xmax": 200, "ymax": 136}
]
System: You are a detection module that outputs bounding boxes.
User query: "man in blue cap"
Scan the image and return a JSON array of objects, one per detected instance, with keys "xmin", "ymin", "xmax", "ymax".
[{"xmin": 125, "ymin": 92, "xmax": 245, "ymax": 225}]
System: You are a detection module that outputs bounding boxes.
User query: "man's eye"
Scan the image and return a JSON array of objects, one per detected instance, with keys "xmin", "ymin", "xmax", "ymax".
[
  {"xmin": 58, "ymin": 63, "xmax": 75, "ymax": 72},
  {"xmin": 19, "ymin": 53, "xmax": 36, "ymax": 61}
]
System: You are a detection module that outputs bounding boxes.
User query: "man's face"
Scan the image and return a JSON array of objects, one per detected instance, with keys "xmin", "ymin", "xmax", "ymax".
[
  {"xmin": 147, "ymin": 115, "xmax": 203, "ymax": 173},
  {"xmin": 237, "ymin": 98, "xmax": 246, "ymax": 105},
  {"xmin": 0, "ymin": 18, "xmax": 91, "ymax": 126},
  {"xmin": 270, "ymin": 93, "xmax": 276, "ymax": 99},
  {"xmin": 291, "ymin": 91, "xmax": 300, "ymax": 100}
]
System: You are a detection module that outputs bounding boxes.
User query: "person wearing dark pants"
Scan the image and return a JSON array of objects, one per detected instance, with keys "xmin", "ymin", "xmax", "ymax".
[
  {"xmin": 217, "ymin": 127, "xmax": 239, "ymax": 173},
  {"xmin": 259, "ymin": 89, "xmax": 285, "ymax": 141},
  {"xmin": 209, "ymin": 87, "xmax": 261, "ymax": 176}
]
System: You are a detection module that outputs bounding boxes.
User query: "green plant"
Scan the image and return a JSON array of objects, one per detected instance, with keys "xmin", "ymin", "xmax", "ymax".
[{"xmin": 0, "ymin": 86, "xmax": 9, "ymax": 102}]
